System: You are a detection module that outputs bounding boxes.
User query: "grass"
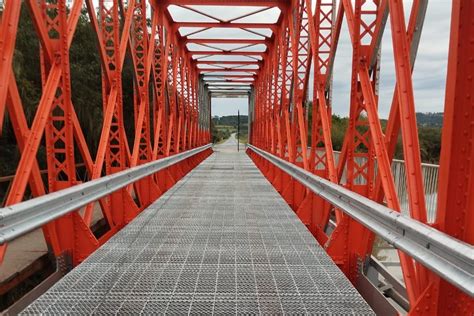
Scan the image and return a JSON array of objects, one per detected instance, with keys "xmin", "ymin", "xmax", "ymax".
[{"xmin": 236, "ymin": 132, "xmax": 248, "ymax": 144}]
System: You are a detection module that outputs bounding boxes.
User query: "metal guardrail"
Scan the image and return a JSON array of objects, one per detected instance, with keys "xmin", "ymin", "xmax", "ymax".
[
  {"xmin": 0, "ymin": 144, "xmax": 212, "ymax": 244},
  {"xmin": 331, "ymin": 150, "xmax": 439, "ymax": 222},
  {"xmin": 248, "ymin": 145, "xmax": 474, "ymax": 297}
]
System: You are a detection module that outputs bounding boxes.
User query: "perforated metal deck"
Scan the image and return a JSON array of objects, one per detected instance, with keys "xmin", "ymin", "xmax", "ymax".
[{"xmin": 22, "ymin": 138, "xmax": 374, "ymax": 315}]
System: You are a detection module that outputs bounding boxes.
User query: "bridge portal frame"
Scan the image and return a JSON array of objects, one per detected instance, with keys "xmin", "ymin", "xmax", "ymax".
[{"xmin": 0, "ymin": 0, "xmax": 472, "ymax": 315}]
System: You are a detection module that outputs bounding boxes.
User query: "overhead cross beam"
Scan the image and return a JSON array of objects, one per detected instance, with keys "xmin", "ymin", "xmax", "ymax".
[
  {"xmin": 190, "ymin": 51, "xmax": 266, "ymax": 56},
  {"xmin": 176, "ymin": 22, "xmax": 276, "ymax": 31},
  {"xmin": 196, "ymin": 60, "xmax": 261, "ymax": 65},
  {"xmin": 186, "ymin": 38, "xmax": 269, "ymax": 45},
  {"xmin": 164, "ymin": 0, "xmax": 287, "ymax": 8}
]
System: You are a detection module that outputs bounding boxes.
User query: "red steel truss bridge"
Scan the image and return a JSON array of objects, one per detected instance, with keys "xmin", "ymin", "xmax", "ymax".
[{"xmin": 0, "ymin": 0, "xmax": 472, "ymax": 315}]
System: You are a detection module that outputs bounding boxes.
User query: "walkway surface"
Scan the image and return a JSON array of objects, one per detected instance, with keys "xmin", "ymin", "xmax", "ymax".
[{"xmin": 22, "ymin": 135, "xmax": 374, "ymax": 314}]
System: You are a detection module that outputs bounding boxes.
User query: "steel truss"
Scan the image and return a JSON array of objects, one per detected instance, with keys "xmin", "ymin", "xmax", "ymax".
[
  {"xmin": 0, "ymin": 0, "xmax": 211, "ymax": 267},
  {"xmin": 0, "ymin": 0, "xmax": 472, "ymax": 314},
  {"xmin": 248, "ymin": 0, "xmax": 473, "ymax": 314}
]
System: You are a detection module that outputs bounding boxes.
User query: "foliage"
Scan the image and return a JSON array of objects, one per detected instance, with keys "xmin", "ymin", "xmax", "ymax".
[
  {"xmin": 211, "ymin": 115, "xmax": 248, "ymax": 144},
  {"xmin": 69, "ymin": 9, "xmax": 104, "ymax": 153},
  {"xmin": 212, "ymin": 115, "xmax": 248, "ymax": 126},
  {"xmin": 211, "ymin": 121, "xmax": 231, "ymax": 143},
  {"xmin": 1, "ymin": 6, "xmax": 43, "ymax": 178},
  {"xmin": 416, "ymin": 112, "xmax": 443, "ymax": 127},
  {"xmin": 417, "ymin": 127, "xmax": 442, "ymax": 163},
  {"xmin": 0, "ymin": 8, "xmax": 136, "ymax": 178},
  {"xmin": 330, "ymin": 115, "xmax": 348, "ymax": 151},
  {"xmin": 307, "ymin": 103, "xmax": 442, "ymax": 163}
]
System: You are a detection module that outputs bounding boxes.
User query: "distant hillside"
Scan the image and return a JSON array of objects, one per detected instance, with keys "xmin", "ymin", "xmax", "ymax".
[
  {"xmin": 213, "ymin": 115, "xmax": 248, "ymax": 127},
  {"xmin": 416, "ymin": 112, "xmax": 443, "ymax": 127},
  {"xmin": 213, "ymin": 113, "xmax": 442, "ymax": 128}
]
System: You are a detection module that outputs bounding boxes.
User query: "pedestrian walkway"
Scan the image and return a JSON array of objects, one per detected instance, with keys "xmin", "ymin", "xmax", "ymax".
[{"xmin": 22, "ymin": 136, "xmax": 374, "ymax": 314}]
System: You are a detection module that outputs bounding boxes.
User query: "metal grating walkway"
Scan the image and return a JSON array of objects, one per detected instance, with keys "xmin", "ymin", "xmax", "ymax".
[{"xmin": 22, "ymin": 137, "xmax": 374, "ymax": 315}]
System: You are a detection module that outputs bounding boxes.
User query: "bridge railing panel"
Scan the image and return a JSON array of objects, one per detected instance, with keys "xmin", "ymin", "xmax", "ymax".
[{"xmin": 247, "ymin": 145, "xmax": 473, "ymax": 299}]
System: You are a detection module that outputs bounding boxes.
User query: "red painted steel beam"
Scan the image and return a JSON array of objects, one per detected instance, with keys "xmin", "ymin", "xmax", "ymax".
[
  {"xmin": 388, "ymin": 0, "xmax": 428, "ymax": 225},
  {"xmin": 196, "ymin": 61, "xmax": 261, "ymax": 65},
  {"xmin": 203, "ymin": 74, "xmax": 255, "ymax": 78},
  {"xmin": 164, "ymin": 0, "xmax": 287, "ymax": 8},
  {"xmin": 186, "ymin": 38, "xmax": 269, "ymax": 45},
  {"xmin": 0, "ymin": 2, "xmax": 21, "ymax": 135},
  {"xmin": 6, "ymin": 0, "xmax": 83, "ymax": 205},
  {"xmin": 210, "ymin": 90, "xmax": 249, "ymax": 93},
  {"xmin": 208, "ymin": 89, "xmax": 251, "ymax": 91},
  {"xmin": 204, "ymin": 79, "xmax": 254, "ymax": 83},
  {"xmin": 206, "ymin": 85, "xmax": 251, "ymax": 88},
  {"xmin": 336, "ymin": 1, "xmax": 425, "ymax": 304},
  {"xmin": 176, "ymin": 22, "xmax": 276, "ymax": 31},
  {"xmin": 190, "ymin": 51, "xmax": 265, "ymax": 56},
  {"xmin": 427, "ymin": 1, "xmax": 474, "ymax": 314},
  {"xmin": 199, "ymin": 68, "xmax": 257, "ymax": 72},
  {"xmin": 0, "ymin": 0, "xmax": 214, "ymax": 265},
  {"xmin": 198, "ymin": 65, "xmax": 259, "ymax": 69}
]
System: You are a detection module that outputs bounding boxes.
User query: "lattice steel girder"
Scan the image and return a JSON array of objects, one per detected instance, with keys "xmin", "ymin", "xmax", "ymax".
[
  {"xmin": 2, "ymin": 1, "xmax": 99, "ymax": 264},
  {"xmin": 80, "ymin": 0, "xmax": 140, "ymax": 229},
  {"xmin": 210, "ymin": 93, "xmax": 248, "ymax": 98},
  {"xmin": 0, "ymin": 1, "xmax": 20, "ymax": 135},
  {"xmin": 206, "ymin": 84, "xmax": 252, "ymax": 88},
  {"xmin": 191, "ymin": 51, "xmax": 266, "ymax": 56},
  {"xmin": 373, "ymin": 0, "xmax": 427, "ymax": 220},
  {"xmin": 209, "ymin": 89, "xmax": 251, "ymax": 93},
  {"xmin": 388, "ymin": 0, "xmax": 428, "ymax": 225},
  {"xmin": 6, "ymin": 0, "xmax": 81, "ymax": 207},
  {"xmin": 196, "ymin": 60, "xmax": 261, "ymax": 65},
  {"xmin": 247, "ymin": 0, "xmax": 474, "ymax": 313},
  {"xmin": 175, "ymin": 22, "xmax": 277, "ymax": 30},
  {"xmin": 186, "ymin": 38, "xmax": 270, "ymax": 45},
  {"xmin": 204, "ymin": 80, "xmax": 254, "ymax": 84},
  {"xmin": 0, "ymin": 0, "xmax": 213, "ymax": 265},
  {"xmin": 297, "ymin": 0, "xmax": 339, "ymax": 242},
  {"xmin": 428, "ymin": 0, "xmax": 474, "ymax": 314},
  {"xmin": 336, "ymin": 0, "xmax": 427, "ymax": 305},
  {"xmin": 199, "ymin": 69, "xmax": 258, "ymax": 73},
  {"xmin": 1, "ymin": 1, "xmax": 472, "ymax": 314},
  {"xmin": 128, "ymin": 0, "xmax": 162, "ymax": 207},
  {"xmin": 203, "ymin": 75, "xmax": 256, "ymax": 79},
  {"xmin": 163, "ymin": 0, "xmax": 287, "ymax": 8}
]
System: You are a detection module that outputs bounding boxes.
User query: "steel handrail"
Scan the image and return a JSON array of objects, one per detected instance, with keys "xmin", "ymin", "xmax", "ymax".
[
  {"xmin": 0, "ymin": 144, "xmax": 212, "ymax": 244},
  {"xmin": 248, "ymin": 144, "xmax": 473, "ymax": 297}
]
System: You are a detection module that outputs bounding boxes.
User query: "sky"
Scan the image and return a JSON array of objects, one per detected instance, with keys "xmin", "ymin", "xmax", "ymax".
[
  {"xmin": 212, "ymin": 97, "xmax": 249, "ymax": 117},
  {"xmin": 167, "ymin": 1, "xmax": 452, "ymax": 118}
]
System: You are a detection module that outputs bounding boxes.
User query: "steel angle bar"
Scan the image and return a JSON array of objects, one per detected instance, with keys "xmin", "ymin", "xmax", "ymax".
[
  {"xmin": 0, "ymin": 144, "xmax": 212, "ymax": 244},
  {"xmin": 248, "ymin": 145, "xmax": 474, "ymax": 297}
]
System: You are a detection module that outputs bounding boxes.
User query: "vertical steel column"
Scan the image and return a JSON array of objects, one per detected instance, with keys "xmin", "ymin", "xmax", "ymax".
[
  {"xmin": 95, "ymin": 0, "xmax": 139, "ymax": 227},
  {"xmin": 129, "ymin": 0, "xmax": 161, "ymax": 206},
  {"xmin": 296, "ymin": 0, "xmax": 338, "ymax": 242},
  {"xmin": 151, "ymin": 7, "xmax": 167, "ymax": 160},
  {"xmin": 165, "ymin": 36, "xmax": 177, "ymax": 156},
  {"xmin": 0, "ymin": 0, "xmax": 20, "ymax": 134},
  {"xmin": 420, "ymin": 1, "xmax": 474, "ymax": 314}
]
